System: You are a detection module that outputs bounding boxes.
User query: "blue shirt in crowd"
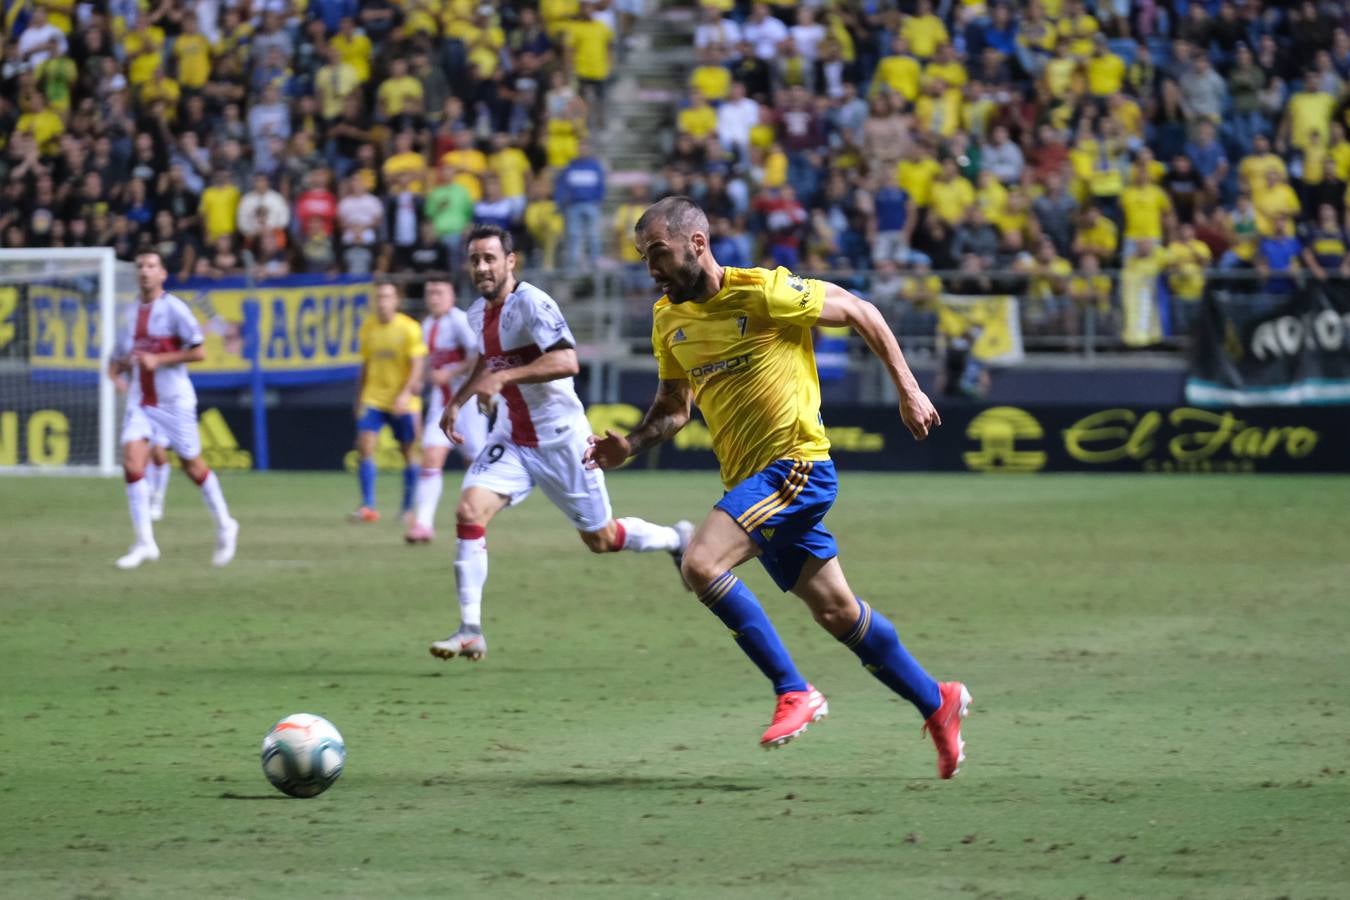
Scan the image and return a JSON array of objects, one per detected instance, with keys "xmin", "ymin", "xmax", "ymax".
[
  {"xmin": 556, "ymin": 158, "xmax": 606, "ymax": 206},
  {"xmin": 874, "ymin": 186, "xmax": 910, "ymax": 232}
]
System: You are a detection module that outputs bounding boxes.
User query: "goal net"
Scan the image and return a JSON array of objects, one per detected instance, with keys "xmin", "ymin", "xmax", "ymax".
[{"xmin": 0, "ymin": 248, "xmax": 133, "ymax": 476}]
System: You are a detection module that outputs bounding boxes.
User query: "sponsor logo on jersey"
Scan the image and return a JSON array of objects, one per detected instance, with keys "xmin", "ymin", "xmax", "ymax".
[
  {"xmin": 673, "ymin": 328, "xmax": 686, "ymax": 342},
  {"xmin": 486, "ymin": 352, "xmax": 532, "ymax": 371},
  {"xmin": 687, "ymin": 353, "xmax": 753, "ymax": 379}
]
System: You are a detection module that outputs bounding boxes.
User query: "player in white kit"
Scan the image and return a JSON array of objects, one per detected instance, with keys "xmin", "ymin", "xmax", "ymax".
[
  {"xmin": 112, "ymin": 370, "xmax": 172, "ymax": 521},
  {"xmin": 108, "ymin": 251, "xmax": 239, "ymax": 569},
  {"xmin": 429, "ymin": 225, "xmax": 692, "ymax": 661},
  {"xmin": 404, "ymin": 279, "xmax": 490, "ymax": 544}
]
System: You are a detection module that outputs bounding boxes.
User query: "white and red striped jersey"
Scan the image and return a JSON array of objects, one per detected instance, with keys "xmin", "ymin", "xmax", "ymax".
[
  {"xmin": 467, "ymin": 281, "xmax": 584, "ymax": 448},
  {"xmin": 422, "ymin": 307, "xmax": 477, "ymax": 412},
  {"xmin": 114, "ymin": 293, "xmax": 204, "ymax": 409}
]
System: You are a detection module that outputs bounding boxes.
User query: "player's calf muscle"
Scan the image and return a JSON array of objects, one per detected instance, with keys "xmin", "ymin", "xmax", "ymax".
[{"xmin": 578, "ymin": 522, "xmax": 617, "ymax": 553}]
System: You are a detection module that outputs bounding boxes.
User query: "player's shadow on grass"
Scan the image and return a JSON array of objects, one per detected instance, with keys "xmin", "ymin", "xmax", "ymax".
[
  {"xmin": 217, "ymin": 791, "xmax": 293, "ymax": 800},
  {"xmin": 527, "ymin": 775, "xmax": 763, "ymax": 792}
]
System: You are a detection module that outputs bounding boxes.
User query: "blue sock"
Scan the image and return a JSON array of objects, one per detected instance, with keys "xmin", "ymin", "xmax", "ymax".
[
  {"xmin": 700, "ymin": 572, "xmax": 808, "ymax": 695},
  {"xmin": 401, "ymin": 464, "xmax": 417, "ymax": 513},
  {"xmin": 358, "ymin": 458, "xmax": 376, "ymax": 509},
  {"xmin": 840, "ymin": 598, "xmax": 942, "ymax": 718}
]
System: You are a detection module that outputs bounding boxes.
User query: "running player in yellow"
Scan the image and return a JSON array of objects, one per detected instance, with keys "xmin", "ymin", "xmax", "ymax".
[
  {"xmin": 352, "ymin": 283, "xmax": 426, "ymax": 522},
  {"xmin": 585, "ymin": 197, "xmax": 971, "ymax": 777}
]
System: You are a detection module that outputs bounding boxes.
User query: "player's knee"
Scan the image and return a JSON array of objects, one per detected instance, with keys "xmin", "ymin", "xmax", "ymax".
[
  {"xmin": 680, "ymin": 552, "xmax": 719, "ymax": 593},
  {"xmin": 123, "ymin": 465, "xmax": 146, "ymax": 483},
  {"xmin": 810, "ymin": 597, "xmax": 859, "ymax": 638},
  {"xmin": 455, "ymin": 500, "xmax": 485, "ymax": 527}
]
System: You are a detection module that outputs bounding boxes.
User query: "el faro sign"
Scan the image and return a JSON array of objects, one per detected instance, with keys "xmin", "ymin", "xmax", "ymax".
[{"xmin": 963, "ymin": 406, "xmax": 1329, "ymax": 474}]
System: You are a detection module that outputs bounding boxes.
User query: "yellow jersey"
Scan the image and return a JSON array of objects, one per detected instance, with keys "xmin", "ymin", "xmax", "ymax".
[
  {"xmin": 1166, "ymin": 239, "xmax": 1211, "ymax": 300},
  {"xmin": 1286, "ymin": 91, "xmax": 1335, "ymax": 150},
  {"xmin": 1120, "ymin": 184, "xmax": 1171, "ymax": 240},
  {"xmin": 567, "ymin": 19, "xmax": 613, "ymax": 81},
  {"xmin": 929, "ymin": 175, "xmax": 976, "ymax": 225},
  {"xmin": 199, "ymin": 184, "xmax": 240, "ymax": 243},
  {"xmin": 652, "ymin": 267, "xmax": 832, "ymax": 488},
  {"xmin": 174, "ymin": 33, "xmax": 212, "ymax": 89},
  {"xmin": 689, "ymin": 65, "xmax": 731, "ymax": 102},
  {"xmin": 1086, "ymin": 53, "xmax": 1125, "ymax": 96},
  {"xmin": 359, "ymin": 313, "xmax": 427, "ymax": 413},
  {"xmin": 873, "ymin": 54, "xmax": 921, "ymax": 100},
  {"xmin": 902, "ymin": 14, "xmax": 949, "ymax": 59},
  {"xmin": 332, "ymin": 32, "xmax": 373, "ymax": 82}
]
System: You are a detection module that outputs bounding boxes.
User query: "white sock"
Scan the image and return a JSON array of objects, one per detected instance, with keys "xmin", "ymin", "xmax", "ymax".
[
  {"xmin": 199, "ymin": 471, "xmax": 232, "ymax": 527},
  {"xmin": 615, "ymin": 516, "xmax": 680, "ymax": 552},
  {"xmin": 149, "ymin": 461, "xmax": 169, "ymax": 505},
  {"xmin": 414, "ymin": 468, "xmax": 443, "ymax": 529},
  {"xmin": 126, "ymin": 478, "xmax": 155, "ymax": 547},
  {"xmin": 454, "ymin": 535, "xmax": 487, "ymax": 629}
]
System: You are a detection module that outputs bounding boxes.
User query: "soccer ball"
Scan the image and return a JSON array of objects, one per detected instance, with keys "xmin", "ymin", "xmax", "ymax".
[{"xmin": 260, "ymin": 713, "xmax": 346, "ymax": 798}]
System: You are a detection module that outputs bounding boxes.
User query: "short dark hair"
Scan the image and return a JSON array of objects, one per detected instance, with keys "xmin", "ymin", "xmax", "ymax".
[
  {"xmin": 464, "ymin": 224, "xmax": 514, "ymax": 255},
  {"xmin": 634, "ymin": 196, "xmax": 709, "ymax": 239}
]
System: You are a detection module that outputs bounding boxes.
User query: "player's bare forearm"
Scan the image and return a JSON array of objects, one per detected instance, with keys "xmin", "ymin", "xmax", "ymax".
[
  {"xmin": 626, "ymin": 379, "xmax": 692, "ymax": 457},
  {"xmin": 448, "ymin": 357, "xmax": 488, "ymax": 411},
  {"xmin": 163, "ymin": 345, "xmax": 207, "ymax": 365},
  {"xmin": 495, "ymin": 347, "xmax": 579, "ymax": 386},
  {"xmin": 433, "ymin": 355, "xmax": 477, "ymax": 386},
  {"xmin": 819, "ymin": 282, "xmax": 940, "ymax": 439},
  {"xmin": 819, "ymin": 282, "xmax": 919, "ymax": 395}
]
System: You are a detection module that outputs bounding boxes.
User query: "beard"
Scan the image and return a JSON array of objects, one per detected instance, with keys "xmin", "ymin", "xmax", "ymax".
[{"xmin": 665, "ymin": 251, "xmax": 710, "ymax": 303}]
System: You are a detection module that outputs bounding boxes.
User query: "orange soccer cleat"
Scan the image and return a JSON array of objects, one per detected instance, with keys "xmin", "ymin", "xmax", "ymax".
[
  {"xmin": 759, "ymin": 684, "xmax": 828, "ymax": 748},
  {"xmin": 922, "ymin": 681, "xmax": 972, "ymax": 779},
  {"xmin": 349, "ymin": 506, "xmax": 381, "ymax": 523}
]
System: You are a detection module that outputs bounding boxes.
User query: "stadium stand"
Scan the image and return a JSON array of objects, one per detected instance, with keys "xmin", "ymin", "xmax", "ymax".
[{"xmin": 1, "ymin": 0, "xmax": 1348, "ymax": 353}]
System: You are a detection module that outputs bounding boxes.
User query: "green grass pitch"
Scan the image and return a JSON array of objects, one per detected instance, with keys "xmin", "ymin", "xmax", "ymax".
[{"xmin": 2, "ymin": 471, "xmax": 1348, "ymax": 899}]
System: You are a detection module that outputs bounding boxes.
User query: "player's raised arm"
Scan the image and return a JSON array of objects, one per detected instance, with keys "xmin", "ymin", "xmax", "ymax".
[
  {"xmin": 816, "ymin": 281, "xmax": 940, "ymax": 441},
  {"xmin": 584, "ymin": 378, "xmax": 693, "ymax": 470}
]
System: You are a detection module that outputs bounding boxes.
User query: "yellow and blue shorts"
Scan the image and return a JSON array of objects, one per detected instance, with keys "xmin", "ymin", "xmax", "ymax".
[{"xmin": 715, "ymin": 458, "xmax": 839, "ymax": 592}]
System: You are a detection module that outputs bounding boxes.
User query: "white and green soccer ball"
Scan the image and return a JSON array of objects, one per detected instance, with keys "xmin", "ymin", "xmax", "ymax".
[{"xmin": 260, "ymin": 713, "xmax": 345, "ymax": 798}]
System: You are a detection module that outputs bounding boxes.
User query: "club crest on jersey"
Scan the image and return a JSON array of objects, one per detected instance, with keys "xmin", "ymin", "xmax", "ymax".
[
  {"xmin": 673, "ymin": 328, "xmax": 687, "ymax": 342},
  {"xmin": 788, "ymin": 275, "xmax": 806, "ymax": 293}
]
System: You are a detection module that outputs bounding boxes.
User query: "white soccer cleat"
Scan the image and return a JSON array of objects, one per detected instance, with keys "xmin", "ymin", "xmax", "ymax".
[
  {"xmin": 429, "ymin": 629, "xmax": 487, "ymax": 661},
  {"xmin": 116, "ymin": 543, "xmax": 161, "ymax": 570},
  {"xmin": 670, "ymin": 520, "xmax": 694, "ymax": 591},
  {"xmin": 213, "ymin": 518, "xmax": 240, "ymax": 567}
]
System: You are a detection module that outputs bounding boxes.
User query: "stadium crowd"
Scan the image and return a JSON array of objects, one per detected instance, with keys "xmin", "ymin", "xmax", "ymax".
[
  {"xmin": 2, "ymin": 0, "xmax": 1350, "ymax": 337},
  {"xmin": 1, "ymin": 0, "xmax": 633, "ymax": 280}
]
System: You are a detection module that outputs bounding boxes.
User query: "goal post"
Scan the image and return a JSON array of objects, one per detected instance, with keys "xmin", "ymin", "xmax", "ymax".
[{"xmin": 0, "ymin": 247, "xmax": 131, "ymax": 476}]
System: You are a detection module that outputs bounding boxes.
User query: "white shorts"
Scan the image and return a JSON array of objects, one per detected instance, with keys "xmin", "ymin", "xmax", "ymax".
[
  {"xmin": 122, "ymin": 403, "xmax": 200, "ymax": 459},
  {"xmin": 424, "ymin": 401, "xmax": 491, "ymax": 463},
  {"xmin": 462, "ymin": 421, "xmax": 613, "ymax": 532}
]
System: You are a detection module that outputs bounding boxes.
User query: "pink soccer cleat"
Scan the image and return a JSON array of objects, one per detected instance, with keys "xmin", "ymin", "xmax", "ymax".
[
  {"xmin": 404, "ymin": 523, "xmax": 434, "ymax": 544},
  {"xmin": 759, "ymin": 684, "xmax": 828, "ymax": 748},
  {"xmin": 922, "ymin": 681, "xmax": 972, "ymax": 779}
]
